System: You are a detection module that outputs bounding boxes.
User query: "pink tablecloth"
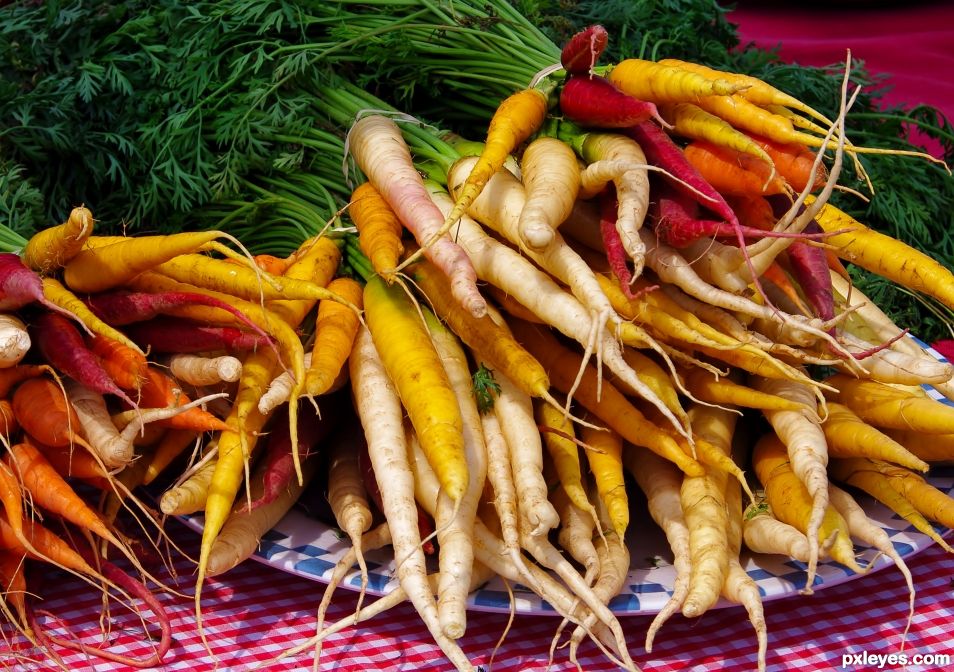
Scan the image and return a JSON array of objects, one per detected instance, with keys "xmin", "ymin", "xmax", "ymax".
[{"xmin": 3, "ymin": 515, "xmax": 952, "ymax": 672}]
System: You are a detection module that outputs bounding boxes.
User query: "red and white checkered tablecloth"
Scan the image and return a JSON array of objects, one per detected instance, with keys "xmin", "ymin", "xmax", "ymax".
[{"xmin": 3, "ymin": 515, "xmax": 952, "ymax": 672}]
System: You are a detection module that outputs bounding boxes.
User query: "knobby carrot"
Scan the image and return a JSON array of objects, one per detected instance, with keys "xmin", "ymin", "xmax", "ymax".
[{"xmin": 21, "ymin": 205, "xmax": 95, "ymax": 273}]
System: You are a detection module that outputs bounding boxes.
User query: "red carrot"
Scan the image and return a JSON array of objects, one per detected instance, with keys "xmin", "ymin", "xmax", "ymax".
[
  {"xmin": 560, "ymin": 75, "xmax": 663, "ymax": 128},
  {"xmin": 598, "ymin": 188, "xmax": 636, "ymax": 298},
  {"xmin": 0, "ymin": 253, "xmax": 82, "ymax": 323},
  {"xmin": 28, "ymin": 311, "xmax": 137, "ymax": 409},
  {"xmin": 84, "ymin": 289, "xmax": 271, "ymax": 341},
  {"xmin": 239, "ymin": 393, "xmax": 345, "ymax": 512},
  {"xmin": 560, "ymin": 24, "xmax": 609, "ymax": 75},
  {"xmin": 653, "ymin": 181, "xmax": 830, "ymax": 248},
  {"xmin": 122, "ymin": 316, "xmax": 272, "ymax": 353},
  {"xmin": 29, "ymin": 547, "xmax": 171, "ymax": 668}
]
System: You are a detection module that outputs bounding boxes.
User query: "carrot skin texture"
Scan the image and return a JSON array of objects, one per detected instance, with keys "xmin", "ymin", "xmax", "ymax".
[
  {"xmin": 560, "ymin": 75, "xmax": 661, "ymax": 128},
  {"xmin": 21, "ymin": 206, "xmax": 94, "ymax": 273},
  {"xmin": 29, "ymin": 311, "xmax": 137, "ymax": 408},
  {"xmin": 242, "ymin": 394, "xmax": 345, "ymax": 512},
  {"xmin": 350, "ymin": 114, "xmax": 486, "ymax": 318},
  {"xmin": 363, "ymin": 275, "xmax": 467, "ymax": 503},
  {"xmin": 811, "ymin": 200, "xmax": 954, "ymax": 312},
  {"xmin": 560, "ymin": 24, "xmax": 608, "ymax": 74},
  {"xmin": 122, "ymin": 317, "xmax": 271, "ymax": 354},
  {"xmin": 350, "ymin": 181, "xmax": 406, "ymax": 279}
]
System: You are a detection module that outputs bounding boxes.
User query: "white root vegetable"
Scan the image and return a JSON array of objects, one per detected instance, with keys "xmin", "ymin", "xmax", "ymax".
[
  {"xmin": 67, "ymin": 380, "xmax": 227, "ymax": 469},
  {"xmin": 624, "ymin": 444, "xmax": 691, "ymax": 651},
  {"xmin": 828, "ymin": 483, "xmax": 916, "ymax": 646},
  {"xmin": 0, "ymin": 313, "xmax": 30, "ymax": 368},
  {"xmin": 349, "ymin": 325, "xmax": 473, "ymax": 672},
  {"xmin": 518, "ymin": 137, "xmax": 581, "ymax": 252},
  {"xmin": 491, "ymin": 372, "xmax": 559, "ymax": 536},
  {"xmin": 424, "ymin": 311, "xmax": 487, "ymax": 640},
  {"xmin": 742, "ymin": 502, "xmax": 812, "ymax": 563},
  {"xmin": 168, "ymin": 353, "xmax": 243, "ymax": 386},
  {"xmin": 205, "ymin": 446, "xmax": 322, "ymax": 577}
]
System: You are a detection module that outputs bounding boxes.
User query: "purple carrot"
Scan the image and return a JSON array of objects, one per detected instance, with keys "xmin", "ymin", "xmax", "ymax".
[
  {"xmin": 240, "ymin": 392, "xmax": 347, "ymax": 512},
  {"xmin": 122, "ymin": 316, "xmax": 272, "ymax": 353},
  {"xmin": 560, "ymin": 75, "xmax": 664, "ymax": 128},
  {"xmin": 84, "ymin": 289, "xmax": 273, "ymax": 341},
  {"xmin": 560, "ymin": 24, "xmax": 609, "ymax": 75},
  {"xmin": 653, "ymin": 182, "xmax": 834, "ymax": 249},
  {"xmin": 598, "ymin": 187, "xmax": 637, "ymax": 298},
  {"xmin": 29, "ymin": 310, "xmax": 138, "ymax": 408},
  {"xmin": 29, "ymin": 548, "xmax": 171, "ymax": 668},
  {"xmin": 0, "ymin": 253, "xmax": 86, "ymax": 325}
]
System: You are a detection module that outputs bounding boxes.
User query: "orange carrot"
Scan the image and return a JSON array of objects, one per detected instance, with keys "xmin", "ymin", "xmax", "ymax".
[
  {"xmin": 350, "ymin": 181, "xmax": 406, "ymax": 280},
  {"xmin": 266, "ymin": 235, "xmax": 341, "ymax": 327},
  {"xmin": 306, "ymin": 276, "xmax": 364, "ymax": 396},
  {"xmin": 510, "ymin": 318, "xmax": 704, "ymax": 477},
  {"xmin": 86, "ymin": 332, "xmax": 149, "ymax": 391},
  {"xmin": 133, "ymin": 366, "xmax": 230, "ymax": 433},
  {"xmin": 0, "ymin": 515, "xmax": 97, "ymax": 577},
  {"xmin": 746, "ymin": 133, "xmax": 828, "ymax": 192},
  {"xmin": 0, "ymin": 365, "xmax": 50, "ymax": 398},
  {"xmin": 435, "ymin": 88, "xmax": 548, "ymax": 255},
  {"xmin": 5, "ymin": 441, "xmax": 119, "ymax": 547},
  {"xmin": 683, "ymin": 140, "xmax": 788, "ymax": 197},
  {"xmin": 11, "ymin": 377, "xmax": 93, "ymax": 450}
]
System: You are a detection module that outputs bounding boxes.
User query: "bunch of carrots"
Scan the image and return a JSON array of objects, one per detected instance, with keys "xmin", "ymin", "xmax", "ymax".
[{"xmin": 2, "ymin": 22, "xmax": 954, "ymax": 672}]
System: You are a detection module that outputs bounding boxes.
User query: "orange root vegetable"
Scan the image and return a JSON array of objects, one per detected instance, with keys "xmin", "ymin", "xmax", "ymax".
[
  {"xmin": 132, "ymin": 366, "xmax": 230, "ymax": 433},
  {"xmin": 306, "ymin": 276, "xmax": 364, "ymax": 395},
  {"xmin": 21, "ymin": 205, "xmax": 95, "ymax": 273},
  {"xmin": 349, "ymin": 115, "xmax": 485, "ymax": 318},
  {"xmin": 350, "ymin": 181, "xmax": 406, "ymax": 280},
  {"xmin": 511, "ymin": 319, "xmax": 704, "ymax": 478},
  {"xmin": 680, "ymin": 366, "xmax": 812, "ymax": 415},
  {"xmin": 11, "ymin": 376, "xmax": 93, "ymax": 451},
  {"xmin": 86, "ymin": 332, "xmax": 149, "ymax": 391},
  {"xmin": 683, "ymin": 140, "xmax": 788, "ymax": 197},
  {"xmin": 437, "ymin": 87, "xmax": 548, "ymax": 252}
]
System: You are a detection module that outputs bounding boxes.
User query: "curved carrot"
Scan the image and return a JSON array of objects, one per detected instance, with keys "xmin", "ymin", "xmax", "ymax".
[
  {"xmin": 349, "ymin": 114, "xmax": 485, "ymax": 318},
  {"xmin": 21, "ymin": 205, "xmax": 94, "ymax": 274},
  {"xmin": 607, "ymin": 58, "xmax": 746, "ymax": 103},
  {"xmin": 350, "ymin": 181, "xmax": 405, "ymax": 280}
]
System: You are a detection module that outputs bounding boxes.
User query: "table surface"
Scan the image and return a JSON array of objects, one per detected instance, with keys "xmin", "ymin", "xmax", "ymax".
[
  {"xmin": 3, "ymin": 513, "xmax": 952, "ymax": 672},
  {"xmin": 5, "ymin": 4, "xmax": 954, "ymax": 672}
]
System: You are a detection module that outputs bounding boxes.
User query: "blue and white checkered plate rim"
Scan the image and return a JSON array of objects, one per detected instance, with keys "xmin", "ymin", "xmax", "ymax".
[{"xmin": 180, "ymin": 338, "xmax": 954, "ymax": 616}]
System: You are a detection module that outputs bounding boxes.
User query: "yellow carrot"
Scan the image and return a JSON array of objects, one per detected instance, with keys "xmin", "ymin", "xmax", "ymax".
[
  {"xmin": 607, "ymin": 58, "xmax": 746, "ymax": 102},
  {"xmin": 364, "ymin": 274, "xmax": 467, "ymax": 504},
  {"xmin": 811, "ymin": 200, "xmax": 954, "ymax": 311},
  {"xmin": 41, "ymin": 278, "xmax": 144, "ymax": 354},
  {"xmin": 305, "ymin": 276, "xmax": 363, "ymax": 395},
  {"xmin": 826, "ymin": 373, "xmax": 954, "ymax": 433},
  {"xmin": 580, "ymin": 421, "xmax": 628, "ymax": 540},
  {"xmin": 822, "ymin": 402, "xmax": 929, "ymax": 472},
  {"xmin": 21, "ymin": 205, "xmax": 94, "ymax": 273}
]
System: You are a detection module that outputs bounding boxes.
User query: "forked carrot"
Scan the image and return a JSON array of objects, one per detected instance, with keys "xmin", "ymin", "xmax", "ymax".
[{"xmin": 21, "ymin": 205, "xmax": 95, "ymax": 273}]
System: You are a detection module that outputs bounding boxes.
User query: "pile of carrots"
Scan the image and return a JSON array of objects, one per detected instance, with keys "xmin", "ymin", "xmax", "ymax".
[{"xmin": 2, "ymin": 23, "xmax": 954, "ymax": 672}]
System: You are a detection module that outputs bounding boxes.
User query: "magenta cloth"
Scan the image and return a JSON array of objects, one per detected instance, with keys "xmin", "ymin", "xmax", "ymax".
[
  {"xmin": 2, "ymin": 517, "xmax": 952, "ymax": 671},
  {"xmin": 729, "ymin": 0, "xmax": 954, "ymax": 157}
]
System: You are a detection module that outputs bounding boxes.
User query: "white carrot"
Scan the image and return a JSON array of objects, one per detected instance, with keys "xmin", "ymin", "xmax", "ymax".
[
  {"xmin": 742, "ymin": 502, "xmax": 813, "ymax": 563},
  {"xmin": 348, "ymin": 114, "xmax": 486, "ymax": 318},
  {"xmin": 0, "ymin": 313, "xmax": 30, "ymax": 368},
  {"xmin": 349, "ymin": 325, "xmax": 473, "ymax": 671},
  {"xmin": 67, "ymin": 380, "xmax": 227, "ymax": 469},
  {"xmin": 517, "ymin": 137, "xmax": 581, "ymax": 252},
  {"xmin": 424, "ymin": 310, "xmax": 487, "ymax": 640},
  {"xmin": 168, "ymin": 353, "xmax": 243, "ymax": 386},
  {"xmin": 624, "ymin": 443, "xmax": 691, "ymax": 652}
]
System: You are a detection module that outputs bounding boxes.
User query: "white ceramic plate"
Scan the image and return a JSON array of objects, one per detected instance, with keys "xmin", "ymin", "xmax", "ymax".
[{"xmin": 179, "ymin": 338, "xmax": 954, "ymax": 616}]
